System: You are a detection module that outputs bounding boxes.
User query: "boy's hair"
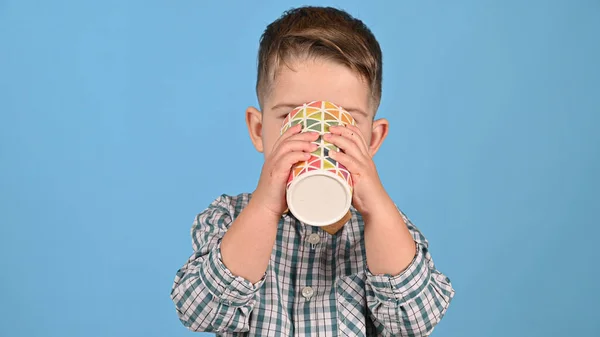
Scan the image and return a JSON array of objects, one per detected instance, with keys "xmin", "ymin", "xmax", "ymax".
[{"xmin": 256, "ymin": 6, "xmax": 383, "ymax": 109}]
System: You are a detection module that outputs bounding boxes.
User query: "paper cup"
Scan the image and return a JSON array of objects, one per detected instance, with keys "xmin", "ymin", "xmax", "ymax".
[{"xmin": 281, "ymin": 101, "xmax": 355, "ymax": 228}]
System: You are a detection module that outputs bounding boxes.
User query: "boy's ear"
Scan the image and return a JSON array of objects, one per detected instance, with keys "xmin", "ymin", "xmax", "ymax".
[
  {"xmin": 246, "ymin": 106, "xmax": 264, "ymax": 153},
  {"xmin": 368, "ymin": 118, "xmax": 389, "ymax": 157}
]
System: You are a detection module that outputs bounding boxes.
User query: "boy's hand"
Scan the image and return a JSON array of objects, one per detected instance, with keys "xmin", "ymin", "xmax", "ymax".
[
  {"xmin": 324, "ymin": 125, "xmax": 389, "ymax": 218},
  {"xmin": 252, "ymin": 124, "xmax": 320, "ymax": 219}
]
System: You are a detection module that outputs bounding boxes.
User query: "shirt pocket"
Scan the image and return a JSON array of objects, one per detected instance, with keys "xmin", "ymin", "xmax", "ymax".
[{"xmin": 335, "ymin": 273, "xmax": 368, "ymax": 337}]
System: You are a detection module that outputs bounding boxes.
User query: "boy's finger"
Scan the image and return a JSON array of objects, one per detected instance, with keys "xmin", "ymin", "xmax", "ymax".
[
  {"xmin": 276, "ymin": 140, "xmax": 318, "ymax": 156},
  {"xmin": 273, "ymin": 132, "xmax": 319, "ymax": 153},
  {"xmin": 323, "ymin": 133, "xmax": 364, "ymax": 159},
  {"xmin": 273, "ymin": 124, "xmax": 303, "ymax": 149},
  {"xmin": 329, "ymin": 125, "xmax": 369, "ymax": 155},
  {"xmin": 285, "ymin": 131, "xmax": 320, "ymax": 143},
  {"xmin": 345, "ymin": 124, "xmax": 370, "ymax": 150},
  {"xmin": 279, "ymin": 151, "xmax": 312, "ymax": 168},
  {"xmin": 329, "ymin": 150, "xmax": 360, "ymax": 173}
]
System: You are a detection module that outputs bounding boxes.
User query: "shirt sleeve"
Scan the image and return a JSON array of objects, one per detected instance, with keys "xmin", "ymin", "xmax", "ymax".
[
  {"xmin": 365, "ymin": 211, "xmax": 455, "ymax": 337},
  {"xmin": 170, "ymin": 195, "xmax": 266, "ymax": 333}
]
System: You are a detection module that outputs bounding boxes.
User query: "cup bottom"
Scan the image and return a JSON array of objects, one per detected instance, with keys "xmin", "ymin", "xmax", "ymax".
[{"xmin": 286, "ymin": 171, "xmax": 352, "ymax": 227}]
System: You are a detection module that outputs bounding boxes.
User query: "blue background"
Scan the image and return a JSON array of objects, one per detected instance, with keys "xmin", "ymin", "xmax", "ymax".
[{"xmin": 1, "ymin": 0, "xmax": 598, "ymax": 336}]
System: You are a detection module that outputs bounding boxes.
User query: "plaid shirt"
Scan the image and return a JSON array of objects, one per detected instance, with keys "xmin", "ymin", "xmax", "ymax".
[{"xmin": 171, "ymin": 193, "xmax": 454, "ymax": 336}]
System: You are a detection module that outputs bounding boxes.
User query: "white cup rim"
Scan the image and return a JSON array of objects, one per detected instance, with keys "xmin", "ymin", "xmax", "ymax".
[{"xmin": 286, "ymin": 170, "xmax": 352, "ymax": 227}]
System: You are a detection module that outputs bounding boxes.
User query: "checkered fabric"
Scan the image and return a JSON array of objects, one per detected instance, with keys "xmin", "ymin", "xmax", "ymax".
[{"xmin": 171, "ymin": 193, "xmax": 454, "ymax": 336}]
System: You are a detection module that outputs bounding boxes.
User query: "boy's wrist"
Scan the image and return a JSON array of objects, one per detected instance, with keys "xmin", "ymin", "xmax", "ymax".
[
  {"xmin": 359, "ymin": 189, "xmax": 395, "ymax": 222},
  {"xmin": 246, "ymin": 194, "xmax": 283, "ymax": 226}
]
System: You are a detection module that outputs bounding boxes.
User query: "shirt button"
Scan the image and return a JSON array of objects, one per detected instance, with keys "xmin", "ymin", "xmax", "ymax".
[
  {"xmin": 301, "ymin": 286, "xmax": 314, "ymax": 299},
  {"xmin": 307, "ymin": 233, "xmax": 320, "ymax": 245}
]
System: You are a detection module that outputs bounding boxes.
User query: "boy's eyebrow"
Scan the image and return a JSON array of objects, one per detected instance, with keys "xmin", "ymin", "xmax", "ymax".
[{"xmin": 271, "ymin": 103, "xmax": 369, "ymax": 118}]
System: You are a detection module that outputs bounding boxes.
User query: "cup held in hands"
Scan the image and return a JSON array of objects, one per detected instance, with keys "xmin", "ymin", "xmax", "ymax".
[{"xmin": 280, "ymin": 101, "xmax": 355, "ymax": 233}]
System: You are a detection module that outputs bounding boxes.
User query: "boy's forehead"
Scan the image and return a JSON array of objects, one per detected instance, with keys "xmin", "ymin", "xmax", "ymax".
[{"xmin": 264, "ymin": 59, "xmax": 374, "ymax": 116}]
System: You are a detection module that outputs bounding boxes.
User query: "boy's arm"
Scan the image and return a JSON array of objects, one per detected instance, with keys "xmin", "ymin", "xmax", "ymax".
[
  {"xmin": 170, "ymin": 195, "xmax": 277, "ymax": 333},
  {"xmin": 324, "ymin": 124, "xmax": 454, "ymax": 335},
  {"xmin": 219, "ymin": 196, "xmax": 280, "ymax": 283},
  {"xmin": 364, "ymin": 208, "xmax": 455, "ymax": 337}
]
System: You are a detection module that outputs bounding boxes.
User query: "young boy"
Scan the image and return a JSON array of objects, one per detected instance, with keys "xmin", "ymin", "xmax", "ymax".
[{"xmin": 171, "ymin": 6, "xmax": 454, "ymax": 336}]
